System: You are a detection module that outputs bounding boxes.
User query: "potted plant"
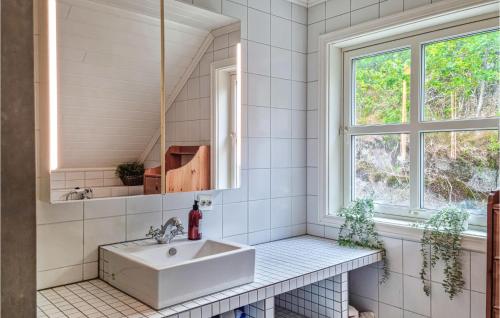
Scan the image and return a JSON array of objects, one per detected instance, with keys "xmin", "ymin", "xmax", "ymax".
[
  {"xmin": 337, "ymin": 198, "xmax": 389, "ymax": 283},
  {"xmin": 116, "ymin": 162, "xmax": 145, "ymax": 186},
  {"xmin": 418, "ymin": 207, "xmax": 469, "ymax": 299}
]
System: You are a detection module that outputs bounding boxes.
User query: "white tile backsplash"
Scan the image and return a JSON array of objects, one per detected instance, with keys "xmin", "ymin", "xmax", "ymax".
[
  {"xmin": 248, "ymin": 73, "xmax": 271, "ymax": 106},
  {"xmin": 270, "ymin": 197, "xmax": 292, "ymax": 228},
  {"xmin": 36, "ymin": 8, "xmax": 484, "ymax": 318},
  {"xmin": 326, "ymin": 13, "xmax": 350, "ymax": 32},
  {"xmin": 126, "ymin": 211, "xmax": 162, "ymax": 241},
  {"xmin": 326, "ymin": 0, "xmax": 350, "ymax": 18},
  {"xmin": 248, "ymin": 0, "xmax": 270, "ymax": 13},
  {"xmin": 201, "ymin": 205, "xmax": 223, "ymax": 239},
  {"xmin": 126, "ymin": 195, "xmax": 162, "ymax": 214},
  {"xmin": 83, "ymin": 197, "xmax": 125, "ymax": 219},
  {"xmin": 83, "ymin": 216, "xmax": 126, "ymax": 262},
  {"xmin": 271, "ymin": 168, "xmax": 292, "ymax": 197},
  {"xmin": 430, "ymin": 282, "xmax": 470, "ymax": 318},
  {"xmin": 37, "ymin": 200, "xmax": 83, "ymax": 224},
  {"xmin": 37, "ymin": 221, "xmax": 84, "ymax": 271},
  {"xmin": 271, "ymin": 0, "xmax": 291, "ymax": 19},
  {"xmin": 249, "ymin": 169, "xmax": 271, "ymax": 200},
  {"xmin": 271, "ymin": 108, "xmax": 291, "ymax": 138},
  {"xmin": 470, "ymin": 251, "xmax": 486, "ymax": 293},
  {"xmin": 249, "ymin": 138, "xmax": 271, "ymax": 168},
  {"xmin": 307, "ymin": 2, "xmax": 325, "ymax": 24},
  {"xmin": 271, "ymin": 77, "xmax": 291, "ymax": 108},
  {"xmin": 403, "ymin": 275, "xmax": 431, "ymax": 316},
  {"xmin": 249, "ymin": 199, "xmax": 271, "ymax": 232},
  {"xmin": 271, "ymin": 46, "xmax": 292, "ymax": 79},
  {"xmin": 403, "ymin": 240, "xmax": 426, "ymax": 278},
  {"xmin": 248, "ymin": 106, "xmax": 271, "ymax": 137},
  {"xmin": 289, "ymin": 3, "xmax": 305, "ymax": 24},
  {"xmin": 350, "ymin": 3, "xmax": 379, "ymax": 25},
  {"xmin": 292, "ymin": 81, "xmax": 307, "ymax": 110},
  {"xmin": 271, "ymin": 16, "xmax": 291, "ymax": 49},
  {"xmin": 248, "ymin": 8, "xmax": 271, "ymax": 44},
  {"xmin": 37, "ymin": 265, "xmax": 83, "ymax": 290},
  {"xmin": 223, "ymin": 202, "xmax": 249, "ymax": 237},
  {"xmin": 470, "ymin": 291, "xmax": 486, "ymax": 318},
  {"xmin": 379, "ymin": 271, "xmax": 404, "ymax": 308},
  {"xmin": 291, "ymin": 196, "xmax": 307, "ymax": 225},
  {"xmin": 271, "ymin": 138, "xmax": 291, "ymax": 168},
  {"xmin": 382, "ymin": 236, "xmax": 403, "ymax": 274},
  {"xmin": 248, "ymin": 229, "xmax": 271, "ymax": 245}
]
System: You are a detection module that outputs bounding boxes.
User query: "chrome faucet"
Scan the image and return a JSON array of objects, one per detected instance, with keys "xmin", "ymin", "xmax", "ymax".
[
  {"xmin": 65, "ymin": 187, "xmax": 93, "ymax": 200},
  {"xmin": 146, "ymin": 217, "xmax": 185, "ymax": 244}
]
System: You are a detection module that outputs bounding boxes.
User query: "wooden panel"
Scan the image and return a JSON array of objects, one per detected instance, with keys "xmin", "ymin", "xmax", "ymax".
[
  {"xmin": 495, "ymin": 261, "xmax": 500, "ymax": 308},
  {"xmin": 143, "ymin": 146, "xmax": 210, "ymax": 193},
  {"xmin": 488, "ymin": 191, "xmax": 500, "ymax": 318},
  {"xmin": 496, "ymin": 208, "xmax": 500, "ymax": 257}
]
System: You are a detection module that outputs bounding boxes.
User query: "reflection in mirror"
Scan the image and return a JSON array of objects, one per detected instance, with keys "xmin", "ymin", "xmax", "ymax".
[
  {"xmin": 49, "ymin": 0, "xmax": 242, "ymax": 200},
  {"xmin": 143, "ymin": 0, "xmax": 242, "ymax": 194},
  {"xmin": 211, "ymin": 58, "xmax": 241, "ymax": 190},
  {"xmin": 50, "ymin": 0, "xmax": 163, "ymax": 201}
]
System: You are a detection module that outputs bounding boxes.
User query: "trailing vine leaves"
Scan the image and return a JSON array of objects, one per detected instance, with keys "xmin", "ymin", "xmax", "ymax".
[
  {"xmin": 418, "ymin": 207, "xmax": 469, "ymax": 299},
  {"xmin": 337, "ymin": 198, "xmax": 389, "ymax": 283}
]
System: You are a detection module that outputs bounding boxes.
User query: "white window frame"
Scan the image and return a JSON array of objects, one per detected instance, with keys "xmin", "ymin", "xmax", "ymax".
[
  {"xmin": 317, "ymin": 0, "xmax": 499, "ymax": 248},
  {"xmin": 343, "ymin": 18, "xmax": 499, "ymax": 226}
]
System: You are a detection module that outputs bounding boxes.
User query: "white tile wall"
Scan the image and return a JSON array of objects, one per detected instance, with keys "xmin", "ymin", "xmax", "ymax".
[{"xmin": 36, "ymin": 5, "xmax": 487, "ymax": 318}]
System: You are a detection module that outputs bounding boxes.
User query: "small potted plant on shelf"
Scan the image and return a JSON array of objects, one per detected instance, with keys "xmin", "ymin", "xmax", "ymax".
[
  {"xmin": 116, "ymin": 162, "xmax": 145, "ymax": 186},
  {"xmin": 337, "ymin": 198, "xmax": 389, "ymax": 283},
  {"xmin": 417, "ymin": 206, "xmax": 469, "ymax": 299}
]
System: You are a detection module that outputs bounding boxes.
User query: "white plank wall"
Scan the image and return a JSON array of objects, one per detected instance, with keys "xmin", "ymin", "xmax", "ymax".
[{"xmin": 57, "ymin": 0, "xmax": 213, "ymax": 168}]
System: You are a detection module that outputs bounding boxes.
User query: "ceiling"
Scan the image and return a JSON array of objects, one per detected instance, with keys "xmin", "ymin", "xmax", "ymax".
[{"xmin": 57, "ymin": 0, "xmax": 237, "ymax": 168}]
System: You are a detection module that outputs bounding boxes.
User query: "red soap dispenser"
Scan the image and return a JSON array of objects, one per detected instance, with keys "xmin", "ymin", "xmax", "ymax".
[{"xmin": 188, "ymin": 200, "xmax": 202, "ymax": 240}]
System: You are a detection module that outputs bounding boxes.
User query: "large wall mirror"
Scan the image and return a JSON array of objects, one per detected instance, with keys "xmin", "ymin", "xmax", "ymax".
[{"xmin": 49, "ymin": 0, "xmax": 242, "ymax": 202}]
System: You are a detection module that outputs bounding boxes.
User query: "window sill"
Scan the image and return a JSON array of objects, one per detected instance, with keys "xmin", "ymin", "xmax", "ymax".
[{"xmin": 319, "ymin": 215, "xmax": 487, "ymax": 253}]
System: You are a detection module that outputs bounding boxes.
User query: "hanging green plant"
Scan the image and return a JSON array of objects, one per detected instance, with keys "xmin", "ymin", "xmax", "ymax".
[
  {"xmin": 418, "ymin": 207, "xmax": 469, "ymax": 299},
  {"xmin": 337, "ymin": 198, "xmax": 389, "ymax": 283}
]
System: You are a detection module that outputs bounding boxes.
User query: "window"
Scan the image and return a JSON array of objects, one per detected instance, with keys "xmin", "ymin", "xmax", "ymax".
[{"xmin": 326, "ymin": 14, "xmax": 499, "ymax": 227}]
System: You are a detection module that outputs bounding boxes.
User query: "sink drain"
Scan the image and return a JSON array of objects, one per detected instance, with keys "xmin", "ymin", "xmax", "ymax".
[{"xmin": 168, "ymin": 247, "xmax": 177, "ymax": 256}]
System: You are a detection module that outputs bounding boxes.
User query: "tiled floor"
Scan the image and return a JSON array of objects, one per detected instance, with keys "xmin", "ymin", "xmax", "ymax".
[{"xmin": 38, "ymin": 235, "xmax": 381, "ymax": 318}]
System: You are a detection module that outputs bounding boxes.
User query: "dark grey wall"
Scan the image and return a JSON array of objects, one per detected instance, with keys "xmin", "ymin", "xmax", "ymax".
[{"xmin": 1, "ymin": 0, "xmax": 36, "ymax": 316}]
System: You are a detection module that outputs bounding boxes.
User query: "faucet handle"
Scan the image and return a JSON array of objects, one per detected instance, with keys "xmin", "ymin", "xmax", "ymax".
[
  {"xmin": 176, "ymin": 222, "xmax": 185, "ymax": 234},
  {"xmin": 146, "ymin": 226, "xmax": 162, "ymax": 240}
]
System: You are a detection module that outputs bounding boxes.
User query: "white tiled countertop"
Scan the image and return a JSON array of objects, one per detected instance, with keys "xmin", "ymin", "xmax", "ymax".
[{"xmin": 37, "ymin": 235, "xmax": 382, "ymax": 318}]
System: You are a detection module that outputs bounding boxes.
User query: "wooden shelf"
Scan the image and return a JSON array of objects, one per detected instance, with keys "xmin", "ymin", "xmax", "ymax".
[{"xmin": 143, "ymin": 145, "xmax": 210, "ymax": 194}]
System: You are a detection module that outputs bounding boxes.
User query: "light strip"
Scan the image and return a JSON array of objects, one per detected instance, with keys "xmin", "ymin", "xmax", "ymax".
[
  {"xmin": 49, "ymin": 0, "xmax": 58, "ymax": 170},
  {"xmin": 236, "ymin": 43, "xmax": 242, "ymax": 187}
]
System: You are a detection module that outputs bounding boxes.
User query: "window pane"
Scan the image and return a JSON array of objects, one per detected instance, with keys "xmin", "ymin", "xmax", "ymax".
[
  {"xmin": 423, "ymin": 130, "xmax": 499, "ymax": 215},
  {"xmin": 354, "ymin": 49, "xmax": 411, "ymax": 125},
  {"xmin": 423, "ymin": 30, "xmax": 500, "ymax": 121},
  {"xmin": 354, "ymin": 134, "xmax": 410, "ymax": 206}
]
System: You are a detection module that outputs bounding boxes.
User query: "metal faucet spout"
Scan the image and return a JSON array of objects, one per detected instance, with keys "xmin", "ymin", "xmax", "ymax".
[{"xmin": 147, "ymin": 217, "xmax": 184, "ymax": 244}]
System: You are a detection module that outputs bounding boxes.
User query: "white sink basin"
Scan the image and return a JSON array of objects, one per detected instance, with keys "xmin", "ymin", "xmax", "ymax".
[{"xmin": 101, "ymin": 239, "xmax": 255, "ymax": 309}]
